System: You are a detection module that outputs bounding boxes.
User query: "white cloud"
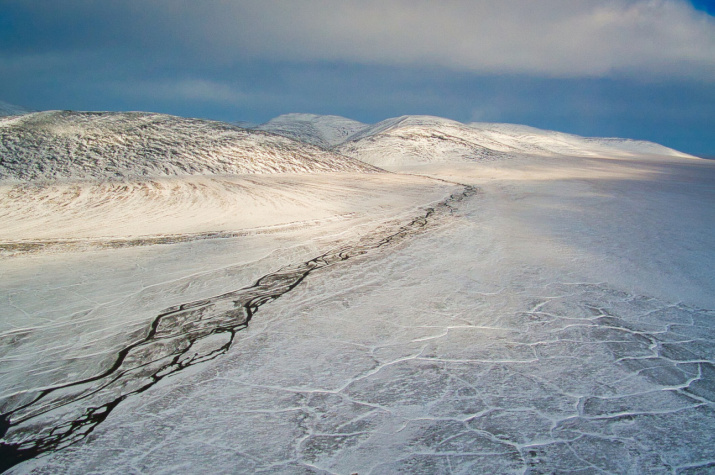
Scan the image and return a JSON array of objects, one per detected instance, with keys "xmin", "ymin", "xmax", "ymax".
[{"xmin": 187, "ymin": 0, "xmax": 715, "ymax": 79}]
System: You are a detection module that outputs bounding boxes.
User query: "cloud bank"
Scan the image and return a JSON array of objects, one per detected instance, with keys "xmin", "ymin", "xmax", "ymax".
[
  {"xmin": 6, "ymin": 0, "xmax": 713, "ymax": 79},
  {"xmin": 227, "ymin": 0, "xmax": 715, "ymax": 78}
]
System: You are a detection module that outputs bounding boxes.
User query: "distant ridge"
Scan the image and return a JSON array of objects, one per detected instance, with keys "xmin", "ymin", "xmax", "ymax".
[
  {"xmin": 258, "ymin": 113, "xmax": 696, "ymax": 167},
  {"xmin": 1, "ymin": 107, "xmax": 696, "ymax": 182},
  {"xmin": 0, "ymin": 111, "xmax": 379, "ymax": 182},
  {"xmin": 253, "ymin": 113, "xmax": 369, "ymax": 149},
  {"xmin": 0, "ymin": 100, "xmax": 33, "ymax": 117},
  {"xmin": 336, "ymin": 115, "xmax": 512, "ymax": 166},
  {"xmin": 468, "ymin": 122, "xmax": 694, "ymax": 159}
]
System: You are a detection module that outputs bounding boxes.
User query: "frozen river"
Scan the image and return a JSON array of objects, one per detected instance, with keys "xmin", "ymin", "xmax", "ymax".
[{"xmin": 2, "ymin": 153, "xmax": 715, "ymax": 473}]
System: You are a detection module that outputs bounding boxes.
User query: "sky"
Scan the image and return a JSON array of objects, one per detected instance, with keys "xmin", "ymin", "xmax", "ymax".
[{"xmin": 1, "ymin": 0, "xmax": 714, "ymax": 156}]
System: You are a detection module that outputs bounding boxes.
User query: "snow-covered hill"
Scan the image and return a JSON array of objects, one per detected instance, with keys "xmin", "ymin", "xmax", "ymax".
[
  {"xmin": 254, "ymin": 113, "xmax": 369, "ymax": 149},
  {"xmin": 255, "ymin": 114, "xmax": 694, "ymax": 168},
  {"xmin": 0, "ymin": 100, "xmax": 33, "ymax": 117},
  {"xmin": 0, "ymin": 111, "xmax": 377, "ymax": 182},
  {"xmin": 2, "ymin": 107, "xmax": 714, "ymax": 474},
  {"xmin": 468, "ymin": 122, "xmax": 693, "ymax": 159},
  {"xmin": 335, "ymin": 115, "xmax": 514, "ymax": 167}
]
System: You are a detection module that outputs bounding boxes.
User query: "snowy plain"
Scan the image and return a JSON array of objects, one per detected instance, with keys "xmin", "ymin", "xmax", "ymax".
[{"xmin": 1, "ymin": 110, "xmax": 714, "ymax": 474}]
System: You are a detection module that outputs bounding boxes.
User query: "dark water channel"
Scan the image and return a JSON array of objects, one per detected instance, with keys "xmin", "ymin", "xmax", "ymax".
[{"xmin": 0, "ymin": 186, "xmax": 476, "ymax": 472}]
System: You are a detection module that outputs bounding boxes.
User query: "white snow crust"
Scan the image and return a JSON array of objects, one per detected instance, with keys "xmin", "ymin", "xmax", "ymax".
[
  {"xmin": 1, "ymin": 110, "xmax": 713, "ymax": 474},
  {"xmin": 0, "ymin": 173, "xmax": 450, "ymax": 244}
]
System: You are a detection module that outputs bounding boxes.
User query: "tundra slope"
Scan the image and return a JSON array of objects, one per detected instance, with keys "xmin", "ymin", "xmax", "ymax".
[
  {"xmin": 0, "ymin": 111, "xmax": 387, "ymax": 245},
  {"xmin": 0, "ymin": 111, "xmax": 377, "ymax": 182}
]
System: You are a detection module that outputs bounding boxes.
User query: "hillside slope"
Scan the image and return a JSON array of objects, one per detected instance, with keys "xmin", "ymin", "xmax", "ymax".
[
  {"xmin": 468, "ymin": 122, "xmax": 693, "ymax": 159},
  {"xmin": 0, "ymin": 111, "xmax": 377, "ymax": 182},
  {"xmin": 313, "ymin": 114, "xmax": 696, "ymax": 168},
  {"xmin": 336, "ymin": 115, "xmax": 513, "ymax": 167},
  {"xmin": 253, "ymin": 113, "xmax": 369, "ymax": 148}
]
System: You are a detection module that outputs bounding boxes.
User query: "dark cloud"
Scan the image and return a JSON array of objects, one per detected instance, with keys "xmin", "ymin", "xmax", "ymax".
[
  {"xmin": 0, "ymin": 0, "xmax": 713, "ymax": 155},
  {"xmin": 4, "ymin": 1, "xmax": 715, "ymax": 77}
]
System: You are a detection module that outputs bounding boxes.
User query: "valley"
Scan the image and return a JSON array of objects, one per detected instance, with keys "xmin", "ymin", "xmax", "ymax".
[{"xmin": 1, "ymin": 109, "xmax": 713, "ymax": 474}]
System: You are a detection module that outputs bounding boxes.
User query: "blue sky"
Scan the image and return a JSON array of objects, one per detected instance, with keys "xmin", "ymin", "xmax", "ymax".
[{"xmin": 1, "ymin": 0, "xmax": 714, "ymax": 156}]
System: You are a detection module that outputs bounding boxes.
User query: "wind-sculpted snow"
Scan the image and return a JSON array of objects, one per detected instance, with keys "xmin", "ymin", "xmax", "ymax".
[
  {"xmin": 0, "ymin": 173, "xmax": 453, "ymax": 253},
  {"xmin": 0, "ymin": 186, "xmax": 475, "ymax": 472},
  {"xmin": 0, "ymin": 111, "xmax": 377, "ymax": 182},
  {"xmin": 253, "ymin": 113, "xmax": 369, "ymax": 149}
]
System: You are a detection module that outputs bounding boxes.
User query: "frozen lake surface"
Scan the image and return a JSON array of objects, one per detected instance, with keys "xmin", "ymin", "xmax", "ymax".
[{"xmin": 2, "ymin": 151, "xmax": 714, "ymax": 473}]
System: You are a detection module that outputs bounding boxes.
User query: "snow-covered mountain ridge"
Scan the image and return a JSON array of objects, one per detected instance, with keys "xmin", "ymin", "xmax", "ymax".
[
  {"xmin": 336, "ymin": 115, "xmax": 513, "ymax": 167},
  {"xmin": 255, "ymin": 113, "xmax": 695, "ymax": 168},
  {"xmin": 253, "ymin": 113, "xmax": 369, "ymax": 148},
  {"xmin": 467, "ymin": 121, "xmax": 692, "ymax": 159},
  {"xmin": 0, "ymin": 108, "xmax": 696, "ymax": 183},
  {"xmin": 0, "ymin": 111, "xmax": 377, "ymax": 182}
]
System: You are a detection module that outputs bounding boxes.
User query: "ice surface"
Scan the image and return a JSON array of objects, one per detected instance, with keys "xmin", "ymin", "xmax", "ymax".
[
  {"xmin": 0, "ymin": 187, "xmax": 475, "ymax": 464},
  {"xmin": 1, "ymin": 112, "xmax": 713, "ymax": 473}
]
